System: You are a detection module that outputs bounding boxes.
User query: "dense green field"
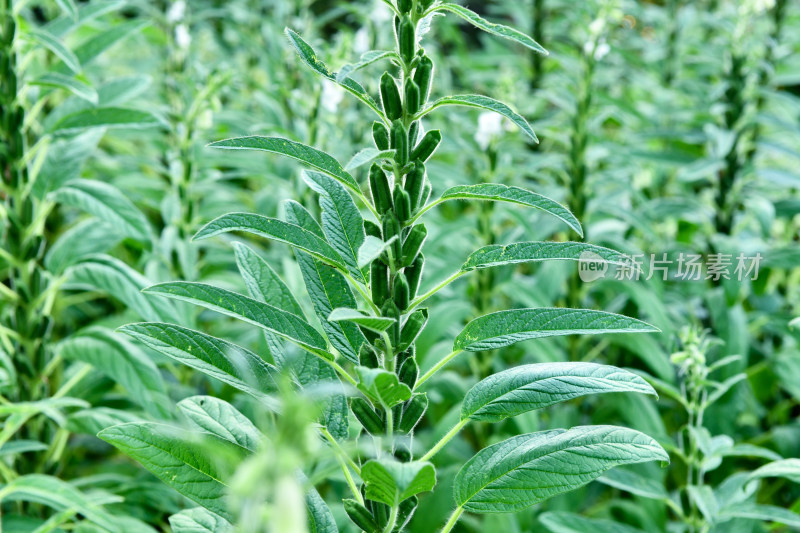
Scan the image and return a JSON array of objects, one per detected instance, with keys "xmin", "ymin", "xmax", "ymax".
[{"xmin": 1, "ymin": 1, "xmax": 799, "ymax": 531}]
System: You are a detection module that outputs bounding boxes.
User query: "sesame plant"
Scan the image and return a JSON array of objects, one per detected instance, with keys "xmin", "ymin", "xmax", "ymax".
[{"xmin": 99, "ymin": 1, "xmax": 671, "ymax": 531}]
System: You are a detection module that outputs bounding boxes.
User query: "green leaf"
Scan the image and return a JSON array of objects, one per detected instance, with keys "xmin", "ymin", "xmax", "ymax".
[
  {"xmin": 361, "ymin": 459, "xmax": 436, "ymax": 506},
  {"xmin": 461, "ymin": 241, "xmax": 631, "ymax": 271},
  {"xmin": 719, "ymin": 503, "xmax": 800, "ymax": 528},
  {"xmin": 356, "ymin": 367, "xmax": 412, "ymax": 408},
  {"xmin": 436, "ymin": 184, "xmax": 582, "ymax": 236},
  {"xmin": 345, "ymin": 148, "xmax": 395, "ymax": 171},
  {"xmin": 178, "ymin": 396, "xmax": 263, "ymax": 453},
  {"xmin": 30, "ymin": 72, "xmax": 97, "ymax": 104},
  {"xmin": 540, "ymin": 511, "xmax": 648, "ymax": 533},
  {"xmin": 0, "ymin": 475, "xmax": 119, "ymax": 532},
  {"xmin": 748, "ymin": 458, "xmax": 800, "ymax": 484},
  {"xmin": 59, "ymin": 327, "xmax": 170, "ymax": 418},
  {"xmin": 454, "ymin": 425, "xmax": 668, "ymax": 513},
  {"xmin": 336, "ymin": 50, "xmax": 397, "ymax": 82},
  {"xmin": 357, "ymin": 235, "xmax": 398, "ymax": 268},
  {"xmin": 50, "ymin": 107, "xmax": 161, "ymax": 134},
  {"xmin": 194, "ymin": 213, "xmax": 346, "ymax": 271},
  {"xmin": 208, "ymin": 136, "xmax": 360, "ymax": 193},
  {"xmin": 169, "ymin": 508, "xmax": 233, "ymax": 533},
  {"xmin": 51, "ymin": 179, "xmax": 150, "ymax": 240},
  {"xmin": 455, "ymin": 308, "xmax": 659, "ymax": 351},
  {"xmin": 46, "ymin": 219, "xmax": 121, "ymax": 274},
  {"xmin": 33, "ymin": 129, "xmax": 102, "ymax": 197},
  {"xmin": 305, "ymin": 483, "xmax": 340, "ymax": 533},
  {"xmin": 28, "ymin": 29, "xmax": 80, "ymax": 73},
  {"xmin": 304, "ymin": 171, "xmax": 366, "ymax": 283},
  {"xmin": 286, "ymin": 201, "xmax": 365, "ymax": 364},
  {"xmin": 98, "ymin": 422, "xmax": 248, "ymax": 521},
  {"xmin": 69, "ymin": 19, "xmax": 147, "ymax": 67},
  {"xmin": 143, "ymin": 282, "xmax": 333, "ymax": 361},
  {"xmin": 461, "ymin": 362, "xmax": 656, "ymax": 422},
  {"xmin": 597, "ymin": 467, "xmax": 669, "ymax": 500},
  {"xmin": 0, "ymin": 440, "xmax": 49, "ymax": 456},
  {"xmin": 120, "ymin": 323, "xmax": 277, "ymax": 406},
  {"xmin": 435, "ymin": 2, "xmax": 547, "ymax": 54},
  {"xmin": 285, "ymin": 28, "xmax": 383, "ymax": 117},
  {"xmin": 329, "ymin": 308, "xmax": 395, "ymax": 333},
  {"xmin": 425, "ymin": 95, "xmax": 537, "ymax": 143}
]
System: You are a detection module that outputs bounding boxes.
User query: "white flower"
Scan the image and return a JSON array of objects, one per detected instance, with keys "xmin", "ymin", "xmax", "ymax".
[
  {"xmin": 475, "ymin": 112, "xmax": 503, "ymax": 150},
  {"xmin": 166, "ymin": 1, "xmax": 186, "ymax": 24},
  {"xmin": 321, "ymin": 79, "xmax": 344, "ymax": 113},
  {"xmin": 354, "ymin": 27, "xmax": 370, "ymax": 55},
  {"xmin": 174, "ymin": 24, "xmax": 191, "ymax": 50}
]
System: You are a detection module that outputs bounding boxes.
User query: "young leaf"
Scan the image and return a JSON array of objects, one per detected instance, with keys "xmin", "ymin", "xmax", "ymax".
[
  {"xmin": 454, "ymin": 425, "xmax": 668, "ymax": 512},
  {"xmin": 208, "ymin": 136, "xmax": 360, "ymax": 193},
  {"xmin": 356, "ymin": 367, "xmax": 412, "ymax": 408},
  {"xmin": 461, "ymin": 362, "xmax": 657, "ymax": 422},
  {"xmin": 433, "ymin": 184, "xmax": 582, "ymax": 236},
  {"xmin": 286, "ymin": 201, "xmax": 366, "ymax": 364},
  {"xmin": 143, "ymin": 282, "xmax": 334, "ymax": 360},
  {"xmin": 329, "ymin": 308, "xmax": 396, "ymax": 333},
  {"xmin": 358, "ymin": 235, "xmax": 398, "ymax": 268},
  {"xmin": 51, "ymin": 179, "xmax": 151, "ymax": 240},
  {"xmin": 423, "ymin": 95, "xmax": 537, "ymax": 143},
  {"xmin": 119, "ymin": 323, "xmax": 277, "ymax": 405},
  {"xmin": 304, "ymin": 171, "xmax": 366, "ymax": 283},
  {"xmin": 169, "ymin": 508, "xmax": 233, "ymax": 533},
  {"xmin": 361, "ymin": 459, "xmax": 436, "ymax": 506},
  {"xmin": 434, "ymin": 2, "xmax": 547, "ymax": 55},
  {"xmin": 194, "ymin": 213, "xmax": 347, "ymax": 271},
  {"xmin": 305, "ymin": 482, "xmax": 340, "ymax": 533},
  {"xmin": 233, "ymin": 242, "xmax": 304, "ymax": 317},
  {"xmin": 336, "ymin": 50, "xmax": 397, "ymax": 82},
  {"xmin": 539, "ymin": 511, "xmax": 648, "ymax": 533},
  {"xmin": 285, "ymin": 28, "xmax": 383, "ymax": 118},
  {"xmin": 30, "ymin": 72, "xmax": 98, "ymax": 104},
  {"xmin": 719, "ymin": 503, "xmax": 800, "ymax": 528},
  {"xmin": 50, "ymin": 107, "xmax": 161, "ymax": 134},
  {"xmin": 748, "ymin": 458, "xmax": 800, "ymax": 484},
  {"xmin": 345, "ymin": 148, "xmax": 395, "ymax": 171},
  {"xmin": 27, "ymin": 29, "xmax": 81, "ymax": 72},
  {"xmin": 178, "ymin": 396, "xmax": 263, "ymax": 453},
  {"xmin": 461, "ymin": 241, "xmax": 631, "ymax": 271},
  {"xmin": 454, "ymin": 308, "xmax": 659, "ymax": 351},
  {"xmin": 98, "ymin": 422, "xmax": 249, "ymax": 521}
]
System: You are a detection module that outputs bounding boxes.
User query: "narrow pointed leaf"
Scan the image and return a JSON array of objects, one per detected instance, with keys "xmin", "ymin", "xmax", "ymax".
[
  {"xmin": 329, "ymin": 308, "xmax": 395, "ymax": 333},
  {"xmin": 462, "ymin": 362, "xmax": 657, "ymax": 422},
  {"xmin": 540, "ymin": 512, "xmax": 648, "ymax": 533},
  {"xmin": 425, "ymin": 95, "xmax": 537, "ymax": 143},
  {"xmin": 720, "ymin": 504, "xmax": 800, "ymax": 527},
  {"xmin": 194, "ymin": 213, "xmax": 346, "ymax": 271},
  {"xmin": 30, "ymin": 72, "xmax": 97, "ymax": 103},
  {"xmin": 304, "ymin": 171, "xmax": 366, "ymax": 283},
  {"xmin": 454, "ymin": 425, "xmax": 668, "ymax": 513},
  {"xmin": 98, "ymin": 422, "xmax": 248, "ymax": 521},
  {"xmin": 285, "ymin": 28, "xmax": 383, "ymax": 117},
  {"xmin": 435, "ymin": 3, "xmax": 547, "ymax": 54},
  {"xmin": 178, "ymin": 396, "xmax": 263, "ymax": 453},
  {"xmin": 119, "ymin": 323, "xmax": 277, "ymax": 405},
  {"xmin": 169, "ymin": 508, "xmax": 233, "ymax": 533},
  {"xmin": 143, "ymin": 282, "xmax": 333, "ymax": 360},
  {"xmin": 208, "ymin": 136, "xmax": 360, "ymax": 193},
  {"xmin": 358, "ymin": 235, "xmax": 398, "ymax": 268},
  {"xmin": 345, "ymin": 148, "xmax": 395, "ymax": 171},
  {"xmin": 437, "ymin": 184, "xmax": 582, "ymax": 236},
  {"xmin": 361, "ymin": 459, "xmax": 436, "ymax": 506},
  {"xmin": 305, "ymin": 483, "xmax": 340, "ymax": 533},
  {"xmin": 748, "ymin": 459, "xmax": 800, "ymax": 484},
  {"xmin": 28, "ymin": 29, "xmax": 80, "ymax": 72},
  {"xmin": 455, "ymin": 308, "xmax": 659, "ymax": 351},
  {"xmin": 51, "ymin": 107, "xmax": 161, "ymax": 134},
  {"xmin": 461, "ymin": 241, "xmax": 631, "ymax": 271}
]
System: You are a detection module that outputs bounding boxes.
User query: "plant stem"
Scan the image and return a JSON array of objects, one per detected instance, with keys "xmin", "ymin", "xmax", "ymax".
[
  {"xmin": 407, "ymin": 271, "xmax": 466, "ymax": 312},
  {"xmin": 419, "ymin": 418, "xmax": 468, "ymax": 462},
  {"xmin": 415, "ymin": 350, "xmax": 463, "ymax": 388},
  {"xmin": 439, "ymin": 506, "xmax": 464, "ymax": 533}
]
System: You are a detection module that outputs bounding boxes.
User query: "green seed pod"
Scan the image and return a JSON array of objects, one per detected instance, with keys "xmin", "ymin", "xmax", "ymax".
[
  {"xmin": 404, "ymin": 161, "xmax": 425, "ymax": 211},
  {"xmin": 390, "ymin": 119, "xmax": 408, "ymax": 165},
  {"xmin": 399, "ymin": 308, "xmax": 428, "ymax": 351},
  {"xmin": 380, "ymin": 72, "xmax": 402, "ymax": 121},
  {"xmin": 397, "ymin": 0, "xmax": 412, "ymax": 13},
  {"xmin": 382, "ymin": 213, "xmax": 403, "ymax": 260},
  {"xmin": 369, "ymin": 163, "xmax": 393, "ymax": 213},
  {"xmin": 405, "ymin": 253, "xmax": 425, "ymax": 299},
  {"xmin": 344, "ymin": 499, "xmax": 381, "ymax": 533},
  {"xmin": 413, "ymin": 55, "xmax": 434, "ymax": 105},
  {"xmin": 370, "ymin": 500, "xmax": 390, "ymax": 528},
  {"xmin": 404, "ymin": 79, "xmax": 421, "ymax": 116},
  {"xmin": 372, "ymin": 121, "xmax": 390, "ymax": 150},
  {"xmin": 402, "ymin": 223, "xmax": 427, "ymax": 266},
  {"xmin": 350, "ymin": 397, "xmax": 385, "ymax": 435},
  {"xmin": 371, "ymin": 261, "xmax": 390, "ymax": 307},
  {"xmin": 364, "ymin": 220, "xmax": 382, "ymax": 238},
  {"xmin": 410, "ymin": 130, "xmax": 441, "ymax": 162},
  {"xmin": 421, "ymin": 179, "xmax": 432, "ymax": 206},
  {"xmin": 398, "ymin": 15, "xmax": 416, "ymax": 64},
  {"xmin": 393, "ymin": 185, "xmax": 411, "ymax": 223},
  {"xmin": 396, "ymin": 346, "xmax": 415, "ymax": 371},
  {"xmin": 398, "ymin": 356, "xmax": 419, "ymax": 389},
  {"xmin": 397, "ymin": 496, "xmax": 419, "ymax": 531},
  {"xmin": 381, "ymin": 299, "xmax": 401, "ymax": 346},
  {"xmin": 360, "ymin": 344, "xmax": 380, "ymax": 368},
  {"xmin": 393, "ymin": 272, "xmax": 410, "ymax": 310},
  {"xmin": 399, "ymin": 393, "xmax": 428, "ymax": 433},
  {"xmin": 408, "ymin": 121, "xmax": 420, "ymax": 147}
]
